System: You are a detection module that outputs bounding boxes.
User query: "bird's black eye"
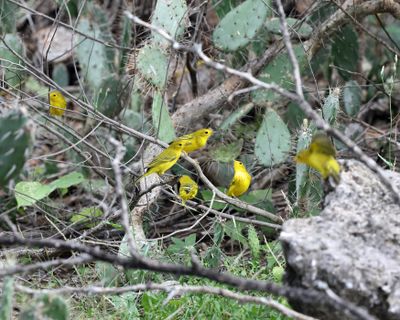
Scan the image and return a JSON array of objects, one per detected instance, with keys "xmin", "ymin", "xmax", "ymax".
[{"xmin": 205, "ymin": 131, "xmax": 209, "ymax": 134}]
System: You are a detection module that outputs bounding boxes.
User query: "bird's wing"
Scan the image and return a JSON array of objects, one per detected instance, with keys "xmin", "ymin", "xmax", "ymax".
[
  {"xmin": 310, "ymin": 134, "xmax": 336, "ymax": 156},
  {"xmin": 148, "ymin": 149, "xmax": 178, "ymax": 168}
]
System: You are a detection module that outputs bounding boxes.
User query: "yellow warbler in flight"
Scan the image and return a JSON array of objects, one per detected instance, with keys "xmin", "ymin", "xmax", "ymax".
[
  {"xmin": 227, "ymin": 160, "xmax": 251, "ymax": 197},
  {"xmin": 178, "ymin": 175, "xmax": 198, "ymax": 204},
  {"xmin": 175, "ymin": 128, "xmax": 213, "ymax": 153},
  {"xmin": 295, "ymin": 133, "xmax": 340, "ymax": 183},
  {"xmin": 137, "ymin": 141, "xmax": 185, "ymax": 181},
  {"xmin": 49, "ymin": 90, "xmax": 67, "ymax": 116}
]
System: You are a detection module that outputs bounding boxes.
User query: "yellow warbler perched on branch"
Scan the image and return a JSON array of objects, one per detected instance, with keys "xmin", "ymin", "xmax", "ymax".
[
  {"xmin": 175, "ymin": 128, "xmax": 213, "ymax": 153},
  {"xmin": 136, "ymin": 140, "xmax": 185, "ymax": 182},
  {"xmin": 295, "ymin": 133, "xmax": 341, "ymax": 183},
  {"xmin": 178, "ymin": 175, "xmax": 198, "ymax": 204},
  {"xmin": 227, "ymin": 160, "xmax": 252, "ymax": 197},
  {"xmin": 48, "ymin": 90, "xmax": 67, "ymax": 117}
]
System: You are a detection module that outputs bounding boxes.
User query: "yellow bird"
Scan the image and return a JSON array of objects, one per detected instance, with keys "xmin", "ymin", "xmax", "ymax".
[
  {"xmin": 48, "ymin": 90, "xmax": 67, "ymax": 117},
  {"xmin": 227, "ymin": 160, "xmax": 252, "ymax": 197},
  {"xmin": 295, "ymin": 133, "xmax": 341, "ymax": 183},
  {"xmin": 137, "ymin": 140, "xmax": 185, "ymax": 181},
  {"xmin": 178, "ymin": 175, "xmax": 198, "ymax": 204},
  {"xmin": 175, "ymin": 128, "xmax": 213, "ymax": 153}
]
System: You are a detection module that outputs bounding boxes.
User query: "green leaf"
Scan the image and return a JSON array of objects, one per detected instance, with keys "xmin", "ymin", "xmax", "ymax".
[
  {"xmin": 223, "ymin": 221, "xmax": 247, "ymax": 247},
  {"xmin": 152, "ymin": 91, "xmax": 176, "ymax": 143},
  {"xmin": 239, "ymin": 189, "xmax": 274, "ymax": 212},
  {"xmin": 70, "ymin": 207, "xmax": 103, "ymax": 228},
  {"xmin": 331, "ymin": 25, "xmax": 359, "ymax": 80},
  {"xmin": 343, "ymin": 80, "xmax": 362, "ymax": 116},
  {"xmin": 200, "ymin": 188, "xmax": 228, "ymax": 210},
  {"xmin": 203, "ymin": 246, "xmax": 222, "ymax": 268},
  {"xmin": 15, "ymin": 182, "xmax": 53, "ymax": 208},
  {"xmin": 48, "ymin": 172, "xmax": 85, "ymax": 190},
  {"xmin": 15, "ymin": 172, "xmax": 85, "ymax": 208},
  {"xmin": 255, "ymin": 108, "xmax": 291, "ymax": 166}
]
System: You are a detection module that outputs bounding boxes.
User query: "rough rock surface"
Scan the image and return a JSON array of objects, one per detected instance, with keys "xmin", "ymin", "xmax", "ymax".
[{"xmin": 280, "ymin": 160, "xmax": 400, "ymax": 320}]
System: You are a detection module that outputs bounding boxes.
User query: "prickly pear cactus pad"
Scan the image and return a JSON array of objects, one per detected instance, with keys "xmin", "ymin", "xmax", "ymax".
[
  {"xmin": 212, "ymin": 0, "xmax": 270, "ymax": 52},
  {"xmin": 0, "ymin": 110, "xmax": 32, "ymax": 188},
  {"xmin": 151, "ymin": 0, "xmax": 188, "ymax": 47},
  {"xmin": 255, "ymin": 108, "xmax": 291, "ymax": 166}
]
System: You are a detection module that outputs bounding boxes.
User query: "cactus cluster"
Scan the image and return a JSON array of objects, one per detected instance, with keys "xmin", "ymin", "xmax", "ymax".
[
  {"xmin": 0, "ymin": 109, "xmax": 31, "ymax": 188},
  {"xmin": 322, "ymin": 87, "xmax": 340, "ymax": 125},
  {"xmin": 255, "ymin": 108, "xmax": 291, "ymax": 166},
  {"xmin": 212, "ymin": 0, "xmax": 270, "ymax": 52}
]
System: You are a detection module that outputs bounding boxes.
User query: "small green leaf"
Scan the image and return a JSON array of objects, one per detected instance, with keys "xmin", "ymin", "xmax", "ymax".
[
  {"xmin": 223, "ymin": 221, "xmax": 247, "ymax": 247},
  {"xmin": 49, "ymin": 172, "xmax": 85, "ymax": 190},
  {"xmin": 15, "ymin": 172, "xmax": 85, "ymax": 208},
  {"xmin": 15, "ymin": 182, "xmax": 53, "ymax": 208}
]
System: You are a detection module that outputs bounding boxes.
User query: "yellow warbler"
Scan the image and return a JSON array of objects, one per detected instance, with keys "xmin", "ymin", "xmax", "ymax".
[
  {"xmin": 227, "ymin": 160, "xmax": 252, "ymax": 197},
  {"xmin": 175, "ymin": 128, "xmax": 213, "ymax": 153},
  {"xmin": 137, "ymin": 140, "xmax": 185, "ymax": 181},
  {"xmin": 295, "ymin": 133, "xmax": 341, "ymax": 183},
  {"xmin": 178, "ymin": 175, "xmax": 198, "ymax": 204},
  {"xmin": 49, "ymin": 90, "xmax": 67, "ymax": 117}
]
